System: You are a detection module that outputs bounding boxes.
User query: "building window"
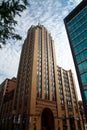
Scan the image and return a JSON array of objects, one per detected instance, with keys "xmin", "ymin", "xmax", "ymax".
[
  {"xmin": 80, "ymin": 72, "xmax": 87, "ymax": 84},
  {"xmin": 84, "ymin": 90, "xmax": 87, "ymax": 101},
  {"xmin": 78, "ymin": 61, "xmax": 87, "ymax": 73}
]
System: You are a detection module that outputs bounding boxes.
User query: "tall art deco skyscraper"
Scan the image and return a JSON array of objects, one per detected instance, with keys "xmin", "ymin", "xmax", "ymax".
[{"xmin": 12, "ymin": 24, "xmax": 62, "ymax": 130}]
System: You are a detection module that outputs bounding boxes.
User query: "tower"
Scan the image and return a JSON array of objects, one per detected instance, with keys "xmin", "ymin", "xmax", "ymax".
[
  {"xmin": 12, "ymin": 24, "xmax": 62, "ymax": 130},
  {"xmin": 64, "ymin": 0, "xmax": 87, "ymax": 120}
]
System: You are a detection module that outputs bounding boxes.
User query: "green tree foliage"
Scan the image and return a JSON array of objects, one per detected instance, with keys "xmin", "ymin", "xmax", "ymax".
[{"xmin": 0, "ymin": 0, "xmax": 29, "ymax": 48}]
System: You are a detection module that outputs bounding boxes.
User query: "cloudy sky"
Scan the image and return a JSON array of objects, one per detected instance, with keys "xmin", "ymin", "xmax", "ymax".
[{"xmin": 0, "ymin": 0, "xmax": 82, "ymax": 99}]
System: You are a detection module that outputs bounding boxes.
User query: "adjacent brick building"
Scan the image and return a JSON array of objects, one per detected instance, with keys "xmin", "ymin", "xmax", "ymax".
[
  {"xmin": 57, "ymin": 66, "xmax": 83, "ymax": 130},
  {"xmin": 0, "ymin": 77, "xmax": 16, "ymax": 130}
]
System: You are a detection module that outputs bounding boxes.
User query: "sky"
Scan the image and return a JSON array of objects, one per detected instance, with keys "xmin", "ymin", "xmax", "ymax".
[{"xmin": 0, "ymin": 0, "xmax": 82, "ymax": 99}]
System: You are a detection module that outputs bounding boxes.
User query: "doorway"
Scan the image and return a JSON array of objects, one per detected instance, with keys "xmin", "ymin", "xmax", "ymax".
[{"xmin": 41, "ymin": 108, "xmax": 54, "ymax": 130}]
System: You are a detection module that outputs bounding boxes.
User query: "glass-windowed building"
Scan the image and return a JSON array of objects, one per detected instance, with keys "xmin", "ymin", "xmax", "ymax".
[{"xmin": 64, "ymin": 0, "xmax": 87, "ymax": 120}]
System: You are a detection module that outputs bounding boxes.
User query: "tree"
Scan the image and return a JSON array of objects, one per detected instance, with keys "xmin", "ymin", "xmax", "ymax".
[{"xmin": 0, "ymin": 0, "xmax": 29, "ymax": 48}]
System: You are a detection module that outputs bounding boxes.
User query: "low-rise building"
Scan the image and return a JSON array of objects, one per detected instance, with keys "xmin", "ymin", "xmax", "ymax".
[
  {"xmin": 57, "ymin": 66, "xmax": 83, "ymax": 130},
  {"xmin": 0, "ymin": 77, "xmax": 16, "ymax": 130}
]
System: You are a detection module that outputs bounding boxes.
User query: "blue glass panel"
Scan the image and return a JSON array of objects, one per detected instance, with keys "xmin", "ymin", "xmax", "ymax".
[
  {"xmin": 67, "ymin": 7, "xmax": 87, "ymax": 27},
  {"xmin": 70, "ymin": 22, "xmax": 87, "ymax": 39},
  {"xmin": 71, "ymin": 30, "xmax": 87, "ymax": 46},
  {"xmin": 68, "ymin": 16, "xmax": 87, "ymax": 32},
  {"xmin": 84, "ymin": 90, "xmax": 87, "ymax": 101},
  {"xmin": 76, "ymin": 50, "xmax": 87, "ymax": 63},
  {"xmin": 78, "ymin": 61, "xmax": 87, "ymax": 73},
  {"xmin": 80, "ymin": 73, "xmax": 87, "ymax": 84},
  {"xmin": 73, "ymin": 39, "xmax": 87, "ymax": 54},
  {"xmin": 68, "ymin": 17, "xmax": 87, "ymax": 34}
]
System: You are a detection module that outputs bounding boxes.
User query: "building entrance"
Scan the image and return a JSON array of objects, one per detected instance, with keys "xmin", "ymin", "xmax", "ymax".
[{"xmin": 41, "ymin": 108, "xmax": 54, "ymax": 130}]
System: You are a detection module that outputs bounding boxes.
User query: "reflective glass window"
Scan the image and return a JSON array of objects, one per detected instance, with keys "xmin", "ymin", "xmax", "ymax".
[
  {"xmin": 78, "ymin": 61, "xmax": 87, "ymax": 73},
  {"xmin": 73, "ymin": 39, "xmax": 87, "ymax": 54},
  {"xmin": 70, "ymin": 22, "xmax": 87, "ymax": 39},
  {"xmin": 68, "ymin": 15, "xmax": 87, "ymax": 32},
  {"xmin": 84, "ymin": 90, "xmax": 87, "ymax": 101},
  {"xmin": 67, "ymin": 7, "xmax": 87, "ymax": 27},
  {"xmin": 76, "ymin": 50, "xmax": 87, "ymax": 63},
  {"xmin": 80, "ymin": 73, "xmax": 87, "ymax": 84},
  {"xmin": 71, "ymin": 30, "xmax": 87, "ymax": 46}
]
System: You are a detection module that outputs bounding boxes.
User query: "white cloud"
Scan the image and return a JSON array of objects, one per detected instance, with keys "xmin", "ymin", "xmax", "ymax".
[{"xmin": 0, "ymin": 43, "xmax": 20, "ymax": 83}]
